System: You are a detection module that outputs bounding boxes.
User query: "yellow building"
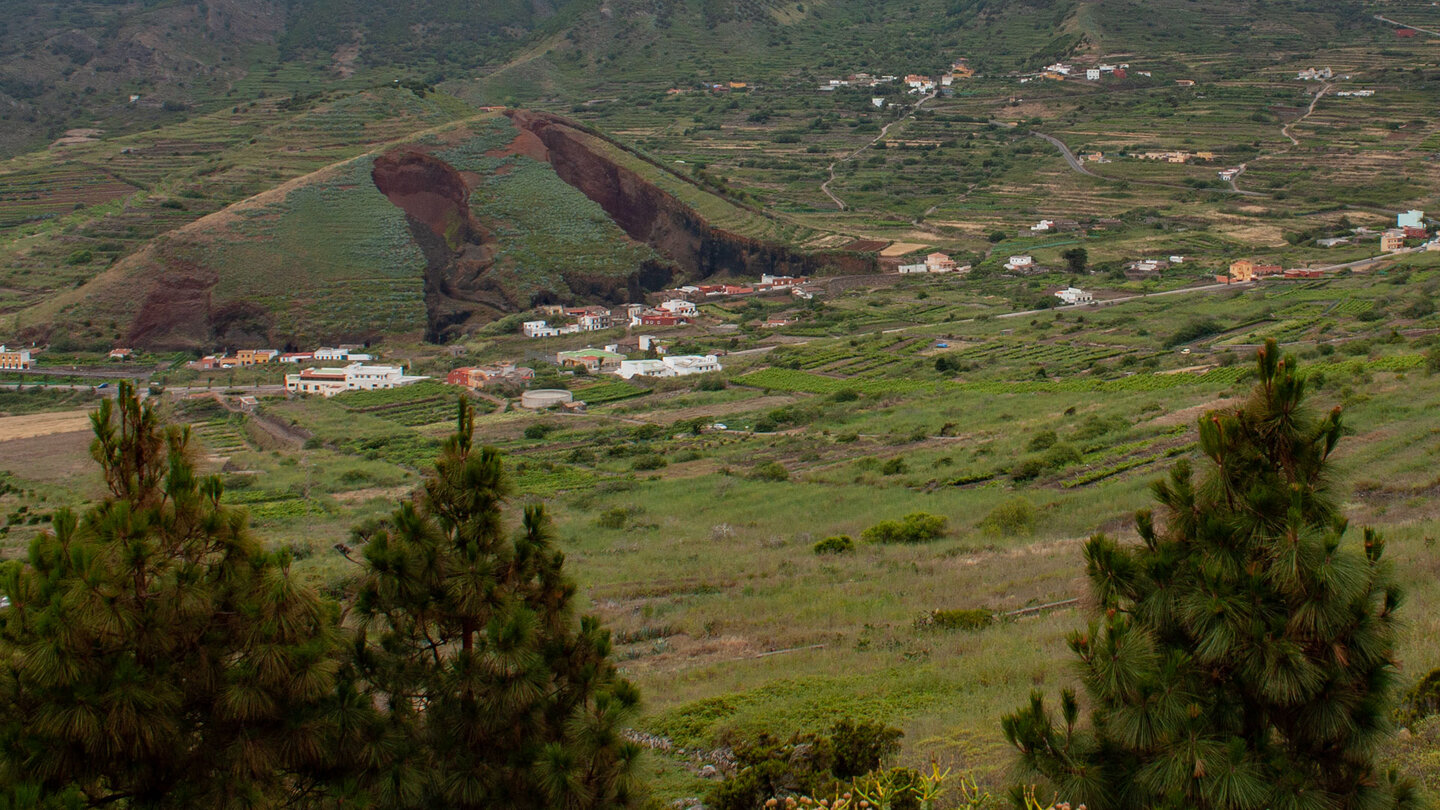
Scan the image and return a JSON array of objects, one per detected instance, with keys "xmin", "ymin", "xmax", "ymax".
[
  {"xmin": 0, "ymin": 347, "xmax": 33, "ymax": 370},
  {"xmin": 234, "ymin": 349, "xmax": 278, "ymax": 366},
  {"xmin": 1229, "ymin": 260, "xmax": 1256, "ymax": 283}
]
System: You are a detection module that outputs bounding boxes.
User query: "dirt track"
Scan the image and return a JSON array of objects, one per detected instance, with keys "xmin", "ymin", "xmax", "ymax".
[{"xmin": 0, "ymin": 410, "xmax": 94, "ymax": 442}]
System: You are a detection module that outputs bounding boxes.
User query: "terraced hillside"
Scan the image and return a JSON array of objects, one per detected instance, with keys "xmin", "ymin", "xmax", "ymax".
[{"xmin": 12, "ymin": 110, "xmax": 867, "ymax": 349}]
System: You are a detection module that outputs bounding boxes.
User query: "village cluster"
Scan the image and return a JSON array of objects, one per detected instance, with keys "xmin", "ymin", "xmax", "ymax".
[
  {"xmin": 520, "ymin": 274, "xmax": 814, "ymax": 338},
  {"xmin": 819, "ymin": 60, "xmax": 975, "ymax": 99},
  {"xmin": 1022, "ymin": 61, "xmax": 1153, "ymax": 84}
]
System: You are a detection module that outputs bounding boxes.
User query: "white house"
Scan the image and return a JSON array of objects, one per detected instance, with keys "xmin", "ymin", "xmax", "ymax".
[
  {"xmin": 1086, "ymin": 69, "xmax": 1101, "ymax": 81},
  {"xmin": 313, "ymin": 347, "xmax": 372, "ymax": 362},
  {"xmin": 1399, "ymin": 210, "xmax": 1425, "ymax": 229},
  {"xmin": 1168, "ymin": 255, "xmax": 1185, "ymax": 264},
  {"xmin": 1004, "ymin": 255, "xmax": 1035, "ymax": 270},
  {"xmin": 614, "ymin": 354, "xmax": 723, "ymax": 380},
  {"xmin": 615, "ymin": 359, "xmax": 673, "ymax": 379},
  {"xmin": 1055, "ymin": 287, "xmax": 1094, "ymax": 305},
  {"xmin": 897, "ymin": 263, "xmax": 928, "ymax": 274},
  {"xmin": 285, "ymin": 363, "xmax": 427, "ymax": 397},
  {"xmin": 664, "ymin": 355, "xmax": 723, "ymax": 375},
  {"xmin": 659, "ymin": 299, "xmax": 698, "ymax": 317},
  {"xmin": 1031, "ymin": 219, "xmax": 1055, "ymax": 232},
  {"xmin": 578, "ymin": 312, "xmax": 612, "ymax": 331}
]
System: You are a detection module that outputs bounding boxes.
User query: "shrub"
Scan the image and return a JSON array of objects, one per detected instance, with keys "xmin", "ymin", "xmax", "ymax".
[
  {"xmin": 980, "ymin": 497, "xmax": 1036, "ymax": 537},
  {"xmin": 1042, "ymin": 442, "xmax": 1081, "ymax": 469},
  {"xmin": 830, "ymin": 720, "xmax": 904, "ymax": 779},
  {"xmin": 66, "ymin": 248, "xmax": 93, "ymax": 265},
  {"xmin": 1397, "ymin": 668, "xmax": 1440, "ymax": 726},
  {"xmin": 831, "ymin": 388, "xmax": 860, "ymax": 402},
  {"xmin": 696, "ymin": 375, "xmax": 727, "ymax": 391},
  {"xmin": 862, "ymin": 512, "xmax": 948, "ymax": 544},
  {"xmin": 917, "ymin": 608, "xmax": 995, "ymax": 631},
  {"xmin": 523, "ymin": 424, "xmax": 554, "ymax": 440},
  {"xmin": 631, "ymin": 454, "xmax": 668, "ymax": 471},
  {"xmin": 750, "ymin": 461, "xmax": 789, "ymax": 481},
  {"xmin": 753, "ymin": 416, "xmax": 778, "ymax": 433},
  {"xmin": 631, "ymin": 423, "xmax": 664, "ymax": 440},
  {"xmin": 1027, "ymin": 429, "xmax": 1057, "ymax": 451},
  {"xmin": 595, "ymin": 505, "xmax": 642, "ymax": 529},
  {"xmin": 1011, "ymin": 456, "xmax": 1045, "ymax": 481},
  {"xmin": 880, "ymin": 457, "xmax": 908, "ymax": 475},
  {"xmin": 707, "ymin": 731, "xmax": 835, "ymax": 810},
  {"xmin": 813, "ymin": 535, "xmax": 855, "ymax": 554}
]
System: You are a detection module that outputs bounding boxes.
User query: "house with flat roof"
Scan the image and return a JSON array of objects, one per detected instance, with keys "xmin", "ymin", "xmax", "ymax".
[{"xmin": 285, "ymin": 363, "xmax": 426, "ymax": 397}]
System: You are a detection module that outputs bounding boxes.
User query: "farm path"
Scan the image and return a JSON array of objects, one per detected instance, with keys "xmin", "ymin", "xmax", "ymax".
[
  {"xmin": 1228, "ymin": 82, "xmax": 1331, "ymax": 193},
  {"xmin": 819, "ymin": 91, "xmax": 936, "ymax": 211},
  {"xmin": 1281, "ymin": 82, "xmax": 1331, "ymax": 146}
]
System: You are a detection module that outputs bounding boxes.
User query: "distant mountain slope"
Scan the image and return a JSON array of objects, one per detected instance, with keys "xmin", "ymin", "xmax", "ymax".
[
  {"xmin": 0, "ymin": 0, "xmax": 286, "ymax": 155},
  {"xmin": 0, "ymin": 0, "xmax": 588, "ymax": 156},
  {"xmin": 0, "ymin": 0, "xmax": 1388, "ymax": 155},
  {"xmin": 469, "ymin": 0, "xmax": 1379, "ymax": 104}
]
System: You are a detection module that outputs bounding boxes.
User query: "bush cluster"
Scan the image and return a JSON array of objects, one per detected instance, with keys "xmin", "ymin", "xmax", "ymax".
[
  {"xmin": 861, "ymin": 512, "xmax": 948, "ymax": 544},
  {"xmin": 813, "ymin": 535, "xmax": 855, "ymax": 554},
  {"xmin": 708, "ymin": 720, "xmax": 902, "ymax": 810},
  {"xmin": 916, "ymin": 608, "xmax": 995, "ymax": 631}
]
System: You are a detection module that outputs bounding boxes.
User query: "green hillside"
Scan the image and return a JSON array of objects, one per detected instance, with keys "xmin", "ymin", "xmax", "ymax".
[{"xmin": 15, "ymin": 114, "xmax": 667, "ymax": 348}]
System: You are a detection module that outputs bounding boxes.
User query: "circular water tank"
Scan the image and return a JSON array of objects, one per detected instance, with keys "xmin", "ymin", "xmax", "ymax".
[{"xmin": 520, "ymin": 389, "xmax": 574, "ymax": 409}]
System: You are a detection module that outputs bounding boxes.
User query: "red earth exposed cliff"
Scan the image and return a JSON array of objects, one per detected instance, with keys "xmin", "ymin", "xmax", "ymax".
[{"xmin": 505, "ymin": 110, "xmax": 877, "ymax": 281}]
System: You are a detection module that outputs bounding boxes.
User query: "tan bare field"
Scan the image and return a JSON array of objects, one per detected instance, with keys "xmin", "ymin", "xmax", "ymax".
[
  {"xmin": 0, "ymin": 430, "xmax": 97, "ymax": 486},
  {"xmin": 1217, "ymin": 223, "xmax": 1288, "ymax": 246},
  {"xmin": 0, "ymin": 409, "xmax": 93, "ymax": 442},
  {"xmin": 880, "ymin": 241, "xmax": 931, "ymax": 257}
]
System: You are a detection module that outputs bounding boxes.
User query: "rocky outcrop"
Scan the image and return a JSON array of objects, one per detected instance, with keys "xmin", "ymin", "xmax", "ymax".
[{"xmin": 506, "ymin": 110, "xmax": 878, "ymax": 280}]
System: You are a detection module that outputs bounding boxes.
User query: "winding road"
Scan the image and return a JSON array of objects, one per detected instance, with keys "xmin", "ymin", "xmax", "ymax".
[
  {"xmin": 1032, "ymin": 131, "xmax": 1265, "ymax": 197},
  {"xmin": 820, "ymin": 91, "xmax": 936, "ymax": 211}
]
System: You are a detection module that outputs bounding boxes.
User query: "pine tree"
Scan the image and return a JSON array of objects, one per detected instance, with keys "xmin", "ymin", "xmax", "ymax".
[
  {"xmin": 1003, "ymin": 341, "xmax": 1423, "ymax": 810},
  {"xmin": 0, "ymin": 383, "xmax": 344, "ymax": 808},
  {"xmin": 349, "ymin": 399, "xmax": 643, "ymax": 809}
]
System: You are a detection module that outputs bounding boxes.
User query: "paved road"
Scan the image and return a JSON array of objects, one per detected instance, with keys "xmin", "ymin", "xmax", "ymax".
[
  {"xmin": 1375, "ymin": 14, "xmax": 1440, "ymax": 37},
  {"xmin": 1033, "ymin": 132, "xmax": 1265, "ymax": 197},
  {"xmin": 1033, "ymin": 132, "xmax": 1100, "ymax": 177}
]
